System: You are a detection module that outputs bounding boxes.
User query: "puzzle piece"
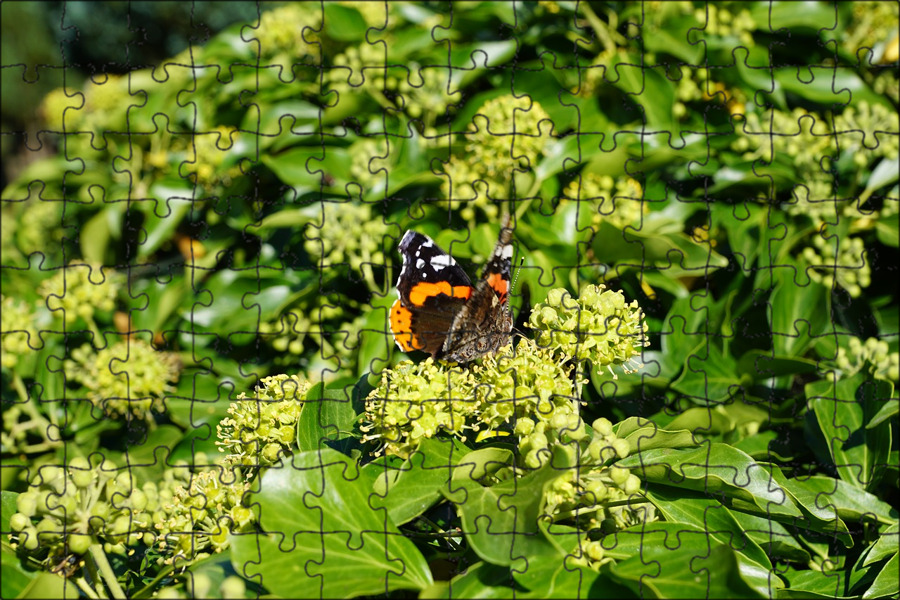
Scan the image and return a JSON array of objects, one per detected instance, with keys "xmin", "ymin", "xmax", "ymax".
[{"xmin": 2, "ymin": 2, "xmax": 898, "ymax": 598}]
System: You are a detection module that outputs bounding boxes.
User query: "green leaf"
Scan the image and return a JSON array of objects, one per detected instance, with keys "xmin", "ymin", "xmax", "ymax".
[
  {"xmin": 369, "ymin": 438, "xmax": 470, "ymax": 526},
  {"xmin": 737, "ymin": 350, "xmax": 819, "ymax": 380},
  {"xmin": 671, "ymin": 341, "xmax": 744, "ymax": 403},
  {"xmin": 16, "ymin": 570, "xmax": 79, "ymax": 599},
  {"xmin": 592, "ymin": 219, "xmax": 728, "ymax": 278},
  {"xmin": 868, "ymin": 398, "xmax": 899, "ymax": 429},
  {"xmin": 445, "ymin": 445, "xmax": 574, "ymax": 569},
  {"xmin": 138, "ymin": 193, "xmax": 193, "ymax": 259},
  {"xmin": 618, "ymin": 444, "xmax": 802, "ymax": 519},
  {"xmin": 231, "ymin": 449, "xmax": 433, "ymax": 597},
  {"xmin": 806, "ymin": 373, "xmax": 892, "ymax": 490},
  {"xmin": 645, "ymin": 486, "xmax": 773, "ymax": 570},
  {"xmin": 513, "ymin": 556, "xmax": 611, "ymax": 599},
  {"xmin": 1, "ymin": 491, "xmax": 17, "ymax": 532},
  {"xmin": 769, "ymin": 270, "xmax": 830, "ymax": 357},
  {"xmin": 763, "ymin": 466, "xmax": 852, "ymax": 544},
  {"xmin": 323, "ymin": 4, "xmax": 368, "ymax": 42},
  {"xmin": 617, "ymin": 422, "xmax": 699, "ymax": 453},
  {"xmin": 799, "ymin": 476, "xmax": 896, "ymax": 526},
  {"xmin": 780, "ymin": 568, "xmax": 848, "ymax": 599},
  {"xmin": 863, "ymin": 552, "xmax": 899, "ymax": 599},
  {"xmin": 420, "ymin": 562, "xmax": 517, "ymax": 599},
  {"xmin": 295, "ymin": 384, "xmax": 357, "ymax": 454},
  {"xmin": 862, "ymin": 524, "xmax": 900, "ymax": 568},
  {"xmin": 1, "ymin": 547, "xmax": 35, "ymax": 600},
  {"xmin": 608, "ymin": 524, "xmax": 767, "ymax": 599}
]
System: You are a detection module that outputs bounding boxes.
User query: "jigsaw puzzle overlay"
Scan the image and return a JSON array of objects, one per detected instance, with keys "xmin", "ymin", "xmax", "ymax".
[{"xmin": 2, "ymin": 2, "xmax": 898, "ymax": 598}]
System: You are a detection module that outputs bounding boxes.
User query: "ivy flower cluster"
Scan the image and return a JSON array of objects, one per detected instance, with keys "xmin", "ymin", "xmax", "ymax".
[
  {"xmin": 8, "ymin": 457, "xmax": 173, "ymax": 563},
  {"xmin": 530, "ymin": 285, "xmax": 649, "ymax": 375},
  {"xmin": 834, "ymin": 336, "xmax": 900, "ymax": 382},
  {"xmin": 363, "ymin": 285, "xmax": 648, "ymax": 459},
  {"xmin": 562, "ymin": 173, "xmax": 644, "ymax": 230},
  {"xmin": 65, "ymin": 339, "xmax": 181, "ymax": 420},
  {"xmin": 801, "ymin": 233, "xmax": 871, "ymax": 298},
  {"xmin": 7, "ymin": 453, "xmax": 256, "ymax": 577},
  {"xmin": 303, "ymin": 200, "xmax": 389, "ymax": 287},
  {"xmin": 440, "ymin": 95, "xmax": 553, "ymax": 223},
  {"xmin": 153, "ymin": 461, "xmax": 254, "ymax": 563},
  {"xmin": 38, "ymin": 263, "xmax": 122, "ymax": 326},
  {"xmin": 217, "ymin": 374, "xmax": 311, "ymax": 469},
  {"xmin": 1, "ymin": 296, "xmax": 41, "ymax": 370}
]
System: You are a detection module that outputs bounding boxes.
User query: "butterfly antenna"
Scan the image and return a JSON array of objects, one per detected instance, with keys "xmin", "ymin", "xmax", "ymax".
[{"xmin": 511, "ymin": 256, "xmax": 524, "ymax": 296}]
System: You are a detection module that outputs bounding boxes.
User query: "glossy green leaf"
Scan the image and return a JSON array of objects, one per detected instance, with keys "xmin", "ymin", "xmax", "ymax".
[
  {"xmin": 369, "ymin": 438, "xmax": 470, "ymax": 526},
  {"xmin": 807, "ymin": 373, "xmax": 892, "ymax": 490},
  {"xmin": 231, "ymin": 449, "xmax": 433, "ymax": 597},
  {"xmin": 608, "ymin": 524, "xmax": 767, "ymax": 599},
  {"xmin": 445, "ymin": 445, "xmax": 574, "ymax": 569},
  {"xmin": 618, "ymin": 444, "xmax": 802, "ymax": 519}
]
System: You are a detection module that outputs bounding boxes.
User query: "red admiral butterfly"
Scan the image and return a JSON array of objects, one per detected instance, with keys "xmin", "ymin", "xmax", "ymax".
[{"xmin": 390, "ymin": 217, "xmax": 514, "ymax": 363}]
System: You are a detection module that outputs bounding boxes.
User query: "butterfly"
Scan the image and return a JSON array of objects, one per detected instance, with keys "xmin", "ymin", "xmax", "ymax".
[{"xmin": 389, "ymin": 217, "xmax": 514, "ymax": 363}]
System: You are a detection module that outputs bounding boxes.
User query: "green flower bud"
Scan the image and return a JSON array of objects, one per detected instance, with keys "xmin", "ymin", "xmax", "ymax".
[
  {"xmin": 68, "ymin": 533, "xmax": 93, "ymax": 555},
  {"xmin": 591, "ymin": 418, "xmax": 613, "ymax": 437},
  {"xmin": 609, "ymin": 466, "xmax": 630, "ymax": 486},
  {"xmin": 21, "ymin": 527, "xmax": 40, "ymax": 551},
  {"xmin": 585, "ymin": 540, "xmax": 605, "ymax": 561},
  {"xmin": 220, "ymin": 575, "xmax": 246, "ymax": 599},
  {"xmin": 9, "ymin": 513, "xmax": 31, "ymax": 532},
  {"xmin": 612, "ymin": 438, "xmax": 631, "ymax": 459},
  {"xmin": 189, "ymin": 572, "xmax": 213, "ymax": 599},
  {"xmin": 16, "ymin": 491, "xmax": 38, "ymax": 517},
  {"xmin": 623, "ymin": 474, "xmax": 642, "ymax": 495}
]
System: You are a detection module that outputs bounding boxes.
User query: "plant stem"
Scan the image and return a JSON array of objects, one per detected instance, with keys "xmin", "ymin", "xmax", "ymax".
[
  {"xmin": 89, "ymin": 544, "xmax": 127, "ymax": 599},
  {"xmin": 75, "ymin": 576, "xmax": 102, "ymax": 600}
]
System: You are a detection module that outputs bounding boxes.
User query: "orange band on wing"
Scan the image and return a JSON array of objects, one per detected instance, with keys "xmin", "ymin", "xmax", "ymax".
[
  {"xmin": 486, "ymin": 273, "xmax": 508, "ymax": 301},
  {"xmin": 390, "ymin": 300, "xmax": 422, "ymax": 352},
  {"xmin": 408, "ymin": 281, "xmax": 472, "ymax": 306}
]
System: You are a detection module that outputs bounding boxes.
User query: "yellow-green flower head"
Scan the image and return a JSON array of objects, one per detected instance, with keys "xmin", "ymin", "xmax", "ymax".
[
  {"xmin": 303, "ymin": 201, "xmax": 388, "ymax": 275},
  {"xmin": 802, "ymin": 233, "xmax": 870, "ymax": 297},
  {"xmin": 185, "ymin": 125, "xmax": 243, "ymax": 191},
  {"xmin": 40, "ymin": 87, "xmax": 84, "ymax": 131},
  {"xmin": 14, "ymin": 198, "xmax": 64, "ymax": 257},
  {"xmin": 363, "ymin": 358, "xmax": 480, "ymax": 458},
  {"xmin": 349, "ymin": 138, "xmax": 388, "ymax": 187},
  {"xmin": 155, "ymin": 459, "xmax": 253, "ymax": 563},
  {"xmin": 833, "ymin": 101, "xmax": 900, "ymax": 163},
  {"xmin": 465, "ymin": 95, "xmax": 553, "ymax": 180},
  {"xmin": 563, "ymin": 174, "xmax": 645, "ymax": 229},
  {"xmin": 38, "ymin": 263, "xmax": 122, "ymax": 325},
  {"xmin": 787, "ymin": 178, "xmax": 839, "ymax": 224},
  {"xmin": 476, "ymin": 337, "xmax": 578, "ymax": 431},
  {"xmin": 530, "ymin": 285, "xmax": 649, "ymax": 375},
  {"xmin": 836, "ymin": 337, "xmax": 899, "ymax": 382},
  {"xmin": 396, "ymin": 64, "xmax": 460, "ymax": 120},
  {"xmin": 80, "ymin": 74, "xmax": 129, "ymax": 133},
  {"xmin": 733, "ymin": 108, "xmax": 832, "ymax": 173},
  {"xmin": 7, "ymin": 456, "xmax": 156, "ymax": 561},
  {"xmin": 438, "ymin": 155, "xmax": 502, "ymax": 224},
  {"xmin": 66, "ymin": 339, "xmax": 181, "ymax": 419},
  {"xmin": 255, "ymin": 3, "xmax": 322, "ymax": 59},
  {"xmin": 216, "ymin": 374, "xmax": 310, "ymax": 468},
  {"xmin": 1, "ymin": 296, "xmax": 42, "ymax": 370}
]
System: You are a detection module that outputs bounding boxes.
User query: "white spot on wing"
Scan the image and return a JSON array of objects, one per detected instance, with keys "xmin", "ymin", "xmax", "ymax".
[
  {"xmin": 430, "ymin": 254, "xmax": 456, "ymax": 271},
  {"xmin": 416, "ymin": 258, "xmax": 425, "ymax": 270}
]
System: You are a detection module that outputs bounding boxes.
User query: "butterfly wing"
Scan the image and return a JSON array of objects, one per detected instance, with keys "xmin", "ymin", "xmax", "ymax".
[
  {"xmin": 440, "ymin": 221, "xmax": 514, "ymax": 361},
  {"xmin": 390, "ymin": 231, "xmax": 473, "ymax": 356}
]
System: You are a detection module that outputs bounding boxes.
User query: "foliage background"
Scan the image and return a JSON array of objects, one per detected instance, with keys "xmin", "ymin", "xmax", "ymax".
[{"xmin": 1, "ymin": 1, "xmax": 898, "ymax": 599}]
